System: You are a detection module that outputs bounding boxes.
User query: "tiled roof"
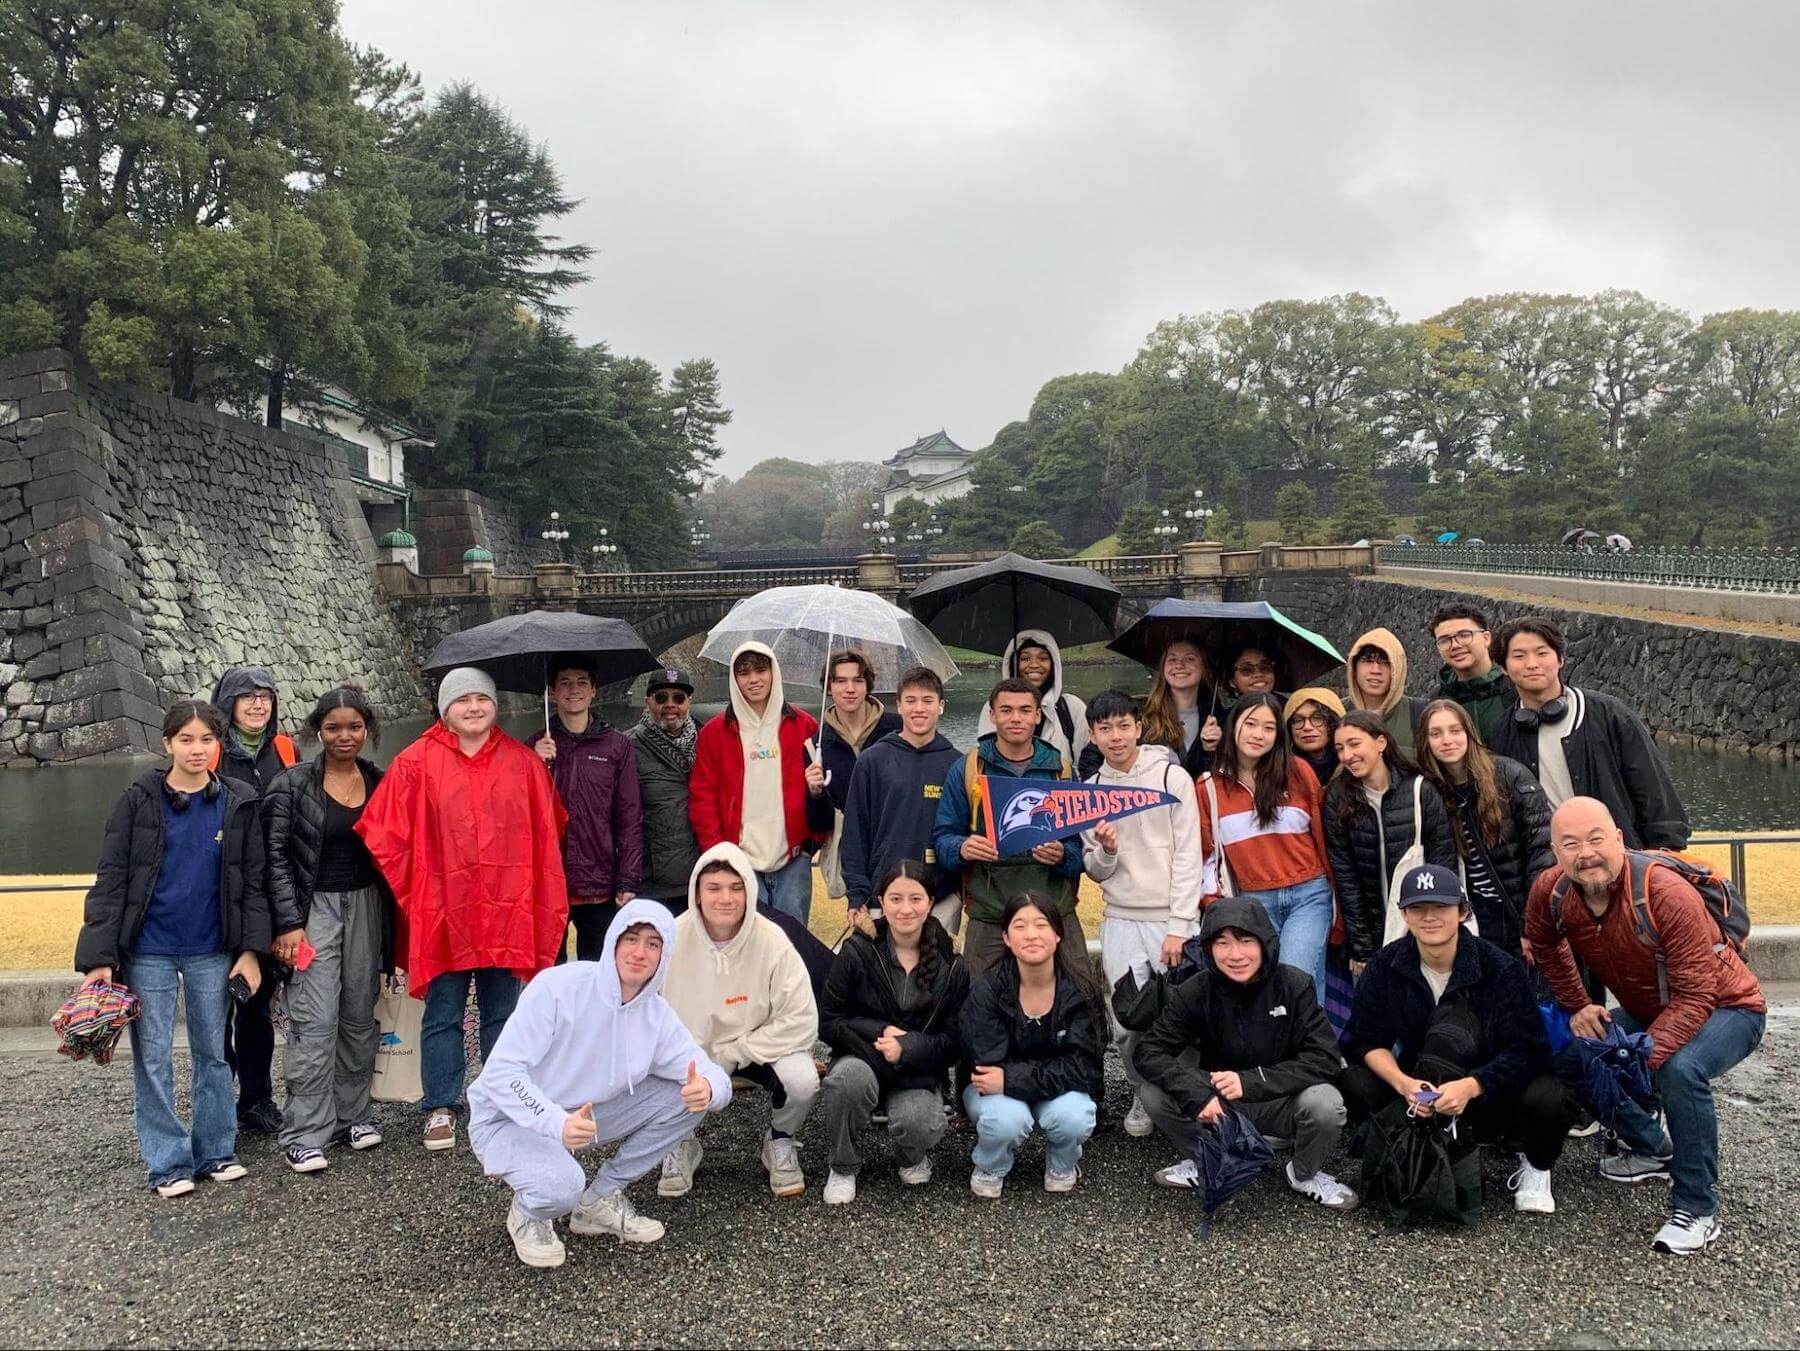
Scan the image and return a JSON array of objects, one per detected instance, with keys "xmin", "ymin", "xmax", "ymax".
[{"xmin": 883, "ymin": 430, "xmax": 971, "ymax": 466}]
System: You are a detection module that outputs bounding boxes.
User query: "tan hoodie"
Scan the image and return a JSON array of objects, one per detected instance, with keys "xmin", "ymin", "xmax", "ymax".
[
  {"xmin": 729, "ymin": 640, "xmax": 790, "ymax": 871},
  {"xmin": 665, "ymin": 842, "xmax": 818, "ymax": 1072},
  {"xmin": 1346, "ymin": 626, "xmax": 1423, "ymax": 755}
]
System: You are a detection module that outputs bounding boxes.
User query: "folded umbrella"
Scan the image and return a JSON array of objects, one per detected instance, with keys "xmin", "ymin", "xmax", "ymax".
[
  {"xmin": 1193, "ymin": 1108, "xmax": 1275, "ymax": 1238},
  {"xmin": 1574, "ymin": 1022, "xmax": 1656, "ymax": 1131},
  {"xmin": 905, "ymin": 552, "xmax": 1121, "ymax": 655},
  {"xmin": 1106, "ymin": 599, "xmax": 1344, "ymax": 689},
  {"xmin": 51, "ymin": 980, "xmax": 139, "ymax": 1066}
]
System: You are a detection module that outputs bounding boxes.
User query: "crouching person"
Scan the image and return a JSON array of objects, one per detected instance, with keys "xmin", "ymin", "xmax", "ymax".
[
  {"xmin": 957, "ymin": 894, "xmax": 1105, "ymax": 1198},
  {"xmin": 819, "ymin": 861, "xmax": 971, "ymax": 1204},
  {"xmin": 662, "ymin": 844, "xmax": 821, "ymax": 1199},
  {"xmin": 1343, "ymin": 864, "xmax": 1579, "ymax": 1218},
  {"xmin": 1132, "ymin": 897, "xmax": 1357, "ymax": 1211},
  {"xmin": 469, "ymin": 900, "xmax": 730, "ymax": 1268}
]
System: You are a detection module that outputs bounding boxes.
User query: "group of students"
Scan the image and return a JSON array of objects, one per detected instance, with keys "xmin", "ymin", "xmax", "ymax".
[{"xmin": 72, "ymin": 601, "xmax": 1764, "ymax": 1267}]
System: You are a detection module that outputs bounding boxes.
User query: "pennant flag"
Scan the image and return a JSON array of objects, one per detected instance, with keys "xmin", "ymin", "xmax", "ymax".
[{"xmin": 983, "ymin": 775, "xmax": 1181, "ymax": 857}]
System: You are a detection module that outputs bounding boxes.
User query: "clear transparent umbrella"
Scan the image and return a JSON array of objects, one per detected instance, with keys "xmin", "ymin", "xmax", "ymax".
[{"xmin": 699, "ymin": 584, "xmax": 960, "ymax": 717}]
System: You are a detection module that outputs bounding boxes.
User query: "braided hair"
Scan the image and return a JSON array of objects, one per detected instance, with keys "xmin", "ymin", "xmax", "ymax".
[{"xmin": 872, "ymin": 860, "xmax": 949, "ymax": 990}]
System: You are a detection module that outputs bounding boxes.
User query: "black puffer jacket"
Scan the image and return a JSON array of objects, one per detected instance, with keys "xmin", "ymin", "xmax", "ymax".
[
  {"xmin": 264, "ymin": 756, "xmax": 395, "ymax": 967},
  {"xmin": 821, "ymin": 925, "xmax": 971, "ymax": 1093},
  {"xmin": 1131, "ymin": 897, "xmax": 1343, "ymax": 1118},
  {"xmin": 1434, "ymin": 756, "xmax": 1552, "ymax": 957},
  {"xmin": 958, "ymin": 960, "xmax": 1106, "ymax": 1104},
  {"xmin": 623, "ymin": 717, "xmax": 703, "ymax": 904},
  {"xmin": 74, "ymin": 770, "xmax": 271, "ymax": 972},
  {"xmin": 1324, "ymin": 769, "xmax": 1458, "ymax": 960}
]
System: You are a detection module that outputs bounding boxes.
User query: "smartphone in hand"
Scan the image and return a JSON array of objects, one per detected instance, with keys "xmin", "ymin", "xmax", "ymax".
[{"xmin": 228, "ymin": 974, "xmax": 253, "ymax": 1004}]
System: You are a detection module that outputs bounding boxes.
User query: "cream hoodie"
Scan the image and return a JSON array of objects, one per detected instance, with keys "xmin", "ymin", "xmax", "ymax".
[
  {"xmin": 1079, "ymin": 743, "xmax": 1204, "ymax": 936},
  {"xmin": 729, "ymin": 639, "xmax": 790, "ymax": 871},
  {"xmin": 665, "ymin": 842, "xmax": 819, "ymax": 1072},
  {"xmin": 976, "ymin": 628, "xmax": 1091, "ymax": 767},
  {"xmin": 1347, "ymin": 626, "xmax": 1423, "ymax": 754}
]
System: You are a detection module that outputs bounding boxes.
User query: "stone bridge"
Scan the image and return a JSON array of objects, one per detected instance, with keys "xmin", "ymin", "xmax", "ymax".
[{"xmin": 377, "ymin": 543, "xmax": 1381, "ymax": 665}]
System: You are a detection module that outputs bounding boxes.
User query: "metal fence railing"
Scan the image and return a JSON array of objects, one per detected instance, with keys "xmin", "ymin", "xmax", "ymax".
[{"xmin": 1382, "ymin": 543, "xmax": 1800, "ymax": 594}]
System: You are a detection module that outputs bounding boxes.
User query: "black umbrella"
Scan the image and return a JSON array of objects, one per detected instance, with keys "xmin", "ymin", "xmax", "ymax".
[
  {"xmin": 423, "ymin": 610, "xmax": 661, "ymax": 732},
  {"xmin": 905, "ymin": 552, "xmax": 1121, "ymax": 655},
  {"xmin": 1107, "ymin": 599, "xmax": 1345, "ymax": 689},
  {"xmin": 1560, "ymin": 527, "xmax": 1602, "ymax": 549},
  {"xmin": 1194, "ymin": 1108, "xmax": 1275, "ymax": 1238}
]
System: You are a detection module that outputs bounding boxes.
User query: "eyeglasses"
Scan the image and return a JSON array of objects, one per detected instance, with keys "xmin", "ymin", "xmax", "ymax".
[
  {"xmin": 1434, "ymin": 628, "xmax": 1484, "ymax": 649},
  {"xmin": 1288, "ymin": 713, "xmax": 1331, "ymax": 729},
  {"xmin": 650, "ymin": 691, "xmax": 690, "ymax": 705},
  {"xmin": 1234, "ymin": 661, "xmax": 1275, "ymax": 676},
  {"xmin": 239, "ymin": 692, "xmax": 274, "ymax": 705}
]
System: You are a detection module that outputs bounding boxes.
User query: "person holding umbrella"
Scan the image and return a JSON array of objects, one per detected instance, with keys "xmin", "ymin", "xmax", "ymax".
[
  {"xmin": 976, "ymin": 630, "xmax": 1092, "ymax": 773},
  {"xmin": 689, "ymin": 642, "xmax": 834, "ymax": 925},
  {"xmin": 356, "ymin": 667, "xmax": 571, "ymax": 1155},
  {"xmin": 535, "ymin": 653, "xmax": 644, "ymax": 963}
]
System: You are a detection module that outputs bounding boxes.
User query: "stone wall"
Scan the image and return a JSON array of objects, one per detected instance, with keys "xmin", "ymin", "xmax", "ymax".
[
  {"xmin": 0, "ymin": 349, "xmax": 426, "ymax": 764},
  {"xmin": 1254, "ymin": 571, "xmax": 1800, "ymax": 758},
  {"xmin": 410, "ymin": 488, "xmax": 554, "ymax": 576}
]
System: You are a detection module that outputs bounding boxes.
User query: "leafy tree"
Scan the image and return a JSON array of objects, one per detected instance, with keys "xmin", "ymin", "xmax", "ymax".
[
  {"xmin": 1274, "ymin": 481, "xmax": 1320, "ymax": 544},
  {"xmin": 697, "ymin": 459, "xmax": 829, "ymax": 552},
  {"xmin": 1114, "ymin": 503, "xmax": 1162, "ymax": 556},
  {"xmin": 1577, "ymin": 289, "xmax": 1693, "ymax": 466},
  {"xmin": 1022, "ymin": 372, "xmax": 1120, "ymax": 545},
  {"xmin": 1008, "ymin": 519, "xmax": 1064, "ymax": 558},
  {"xmin": 818, "ymin": 461, "xmax": 888, "ymax": 552},
  {"xmin": 1326, "ymin": 456, "xmax": 1396, "ymax": 542},
  {"xmin": 1688, "ymin": 309, "xmax": 1800, "ymax": 421},
  {"xmin": 1387, "ymin": 320, "xmax": 1494, "ymax": 474},
  {"xmin": 1209, "ymin": 505, "xmax": 1247, "ymax": 549},
  {"xmin": 1429, "ymin": 292, "xmax": 1592, "ymax": 438},
  {"xmin": 666, "ymin": 358, "xmax": 731, "ymax": 486}
]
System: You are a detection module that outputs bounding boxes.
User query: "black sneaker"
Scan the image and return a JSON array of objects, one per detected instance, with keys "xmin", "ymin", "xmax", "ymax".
[
  {"xmin": 333, "ymin": 1122, "xmax": 383, "ymax": 1151},
  {"xmin": 285, "ymin": 1146, "xmax": 329, "ymax": 1174},
  {"xmin": 238, "ymin": 1100, "xmax": 282, "ymax": 1135}
]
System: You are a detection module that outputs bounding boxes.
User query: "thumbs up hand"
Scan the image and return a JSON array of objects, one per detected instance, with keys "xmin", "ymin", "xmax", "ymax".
[
  {"xmin": 561, "ymin": 1102, "xmax": 597, "ymax": 1150},
  {"xmin": 680, "ymin": 1058, "xmax": 713, "ymax": 1113}
]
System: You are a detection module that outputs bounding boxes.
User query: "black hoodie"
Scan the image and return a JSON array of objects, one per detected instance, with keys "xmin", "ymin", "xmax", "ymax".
[
  {"xmin": 210, "ymin": 665, "xmax": 295, "ymax": 795},
  {"xmin": 1131, "ymin": 896, "xmax": 1343, "ymax": 1118}
]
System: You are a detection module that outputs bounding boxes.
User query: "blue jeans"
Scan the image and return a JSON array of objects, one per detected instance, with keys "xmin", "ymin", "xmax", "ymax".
[
  {"xmin": 125, "ymin": 952, "xmax": 236, "ymax": 1187},
  {"xmin": 961, "ymin": 1087, "xmax": 1096, "ymax": 1178},
  {"xmin": 1577, "ymin": 1005, "xmax": 1765, "ymax": 1218},
  {"xmin": 1237, "ymin": 875, "xmax": 1333, "ymax": 1004},
  {"xmin": 757, "ymin": 855, "xmax": 814, "ymax": 926},
  {"xmin": 421, "ymin": 968, "xmax": 521, "ymax": 1113}
]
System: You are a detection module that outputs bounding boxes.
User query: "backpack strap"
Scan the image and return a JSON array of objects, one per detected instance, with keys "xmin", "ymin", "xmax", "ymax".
[
  {"xmin": 1547, "ymin": 872, "xmax": 1576, "ymax": 937},
  {"xmin": 1626, "ymin": 851, "xmax": 1673, "ymax": 1007},
  {"xmin": 1408, "ymin": 774, "xmax": 1424, "ymax": 853}
]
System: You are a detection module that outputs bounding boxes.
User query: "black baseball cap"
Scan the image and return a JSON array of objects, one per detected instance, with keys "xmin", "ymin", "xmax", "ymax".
[
  {"xmin": 646, "ymin": 667, "xmax": 694, "ymax": 695},
  {"xmin": 1395, "ymin": 863, "xmax": 1466, "ymax": 909}
]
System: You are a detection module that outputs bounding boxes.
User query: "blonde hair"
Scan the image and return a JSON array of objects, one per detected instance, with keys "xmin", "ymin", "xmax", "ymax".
[{"xmin": 1142, "ymin": 642, "xmax": 1211, "ymax": 751}]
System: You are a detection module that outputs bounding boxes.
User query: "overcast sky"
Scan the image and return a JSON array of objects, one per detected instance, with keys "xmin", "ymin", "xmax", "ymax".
[{"xmin": 340, "ymin": 1, "xmax": 1800, "ymax": 477}]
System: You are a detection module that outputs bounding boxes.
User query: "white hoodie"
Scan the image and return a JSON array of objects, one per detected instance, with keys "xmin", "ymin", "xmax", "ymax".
[
  {"xmin": 976, "ymin": 628, "xmax": 1091, "ymax": 768},
  {"xmin": 729, "ymin": 639, "xmax": 790, "ymax": 871},
  {"xmin": 1079, "ymin": 743, "xmax": 1204, "ymax": 937},
  {"xmin": 467, "ymin": 898, "xmax": 733, "ymax": 1144},
  {"xmin": 665, "ymin": 842, "xmax": 819, "ymax": 1072}
]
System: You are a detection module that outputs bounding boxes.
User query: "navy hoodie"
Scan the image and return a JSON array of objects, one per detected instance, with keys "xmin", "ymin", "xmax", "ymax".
[{"xmin": 839, "ymin": 729, "xmax": 961, "ymax": 908}]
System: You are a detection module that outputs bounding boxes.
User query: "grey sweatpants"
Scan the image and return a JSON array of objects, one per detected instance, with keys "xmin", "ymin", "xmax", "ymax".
[
  {"xmin": 470, "ymin": 1076, "xmax": 698, "ymax": 1220},
  {"xmin": 280, "ymin": 886, "xmax": 382, "ymax": 1150},
  {"xmin": 821, "ymin": 1056, "xmax": 946, "ymax": 1173},
  {"xmin": 1138, "ymin": 1046, "xmax": 1346, "ymax": 1181}
]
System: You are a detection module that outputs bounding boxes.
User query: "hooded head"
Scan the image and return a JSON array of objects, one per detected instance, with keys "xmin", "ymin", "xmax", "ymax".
[
  {"xmin": 686, "ymin": 841, "xmax": 761, "ymax": 944},
  {"xmin": 1346, "ymin": 627, "xmax": 1409, "ymax": 719},
  {"xmin": 211, "ymin": 665, "xmax": 280, "ymax": 739},
  {"xmin": 597, "ymin": 897, "xmax": 679, "ymax": 1009},
  {"xmin": 1199, "ymin": 896, "xmax": 1279, "ymax": 986},
  {"xmin": 728, "ymin": 640, "xmax": 785, "ymax": 730},
  {"xmin": 1003, "ymin": 629, "xmax": 1065, "ymax": 706}
]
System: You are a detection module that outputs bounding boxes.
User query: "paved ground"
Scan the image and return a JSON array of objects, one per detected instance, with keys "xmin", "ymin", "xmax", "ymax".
[{"xmin": 3, "ymin": 1002, "xmax": 1797, "ymax": 1349}]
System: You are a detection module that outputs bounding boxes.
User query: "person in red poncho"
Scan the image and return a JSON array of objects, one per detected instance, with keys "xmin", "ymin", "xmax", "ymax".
[{"xmin": 357, "ymin": 667, "xmax": 569, "ymax": 1155}]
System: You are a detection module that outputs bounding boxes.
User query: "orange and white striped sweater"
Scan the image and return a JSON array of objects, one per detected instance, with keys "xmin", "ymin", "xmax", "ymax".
[{"xmin": 1195, "ymin": 758, "xmax": 1332, "ymax": 899}]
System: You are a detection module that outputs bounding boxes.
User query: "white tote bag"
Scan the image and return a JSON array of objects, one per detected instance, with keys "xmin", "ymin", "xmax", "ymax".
[
  {"xmin": 371, "ymin": 973, "xmax": 424, "ymax": 1104},
  {"xmin": 1381, "ymin": 777, "xmax": 1427, "ymax": 946},
  {"xmin": 1199, "ymin": 774, "xmax": 1236, "ymax": 901}
]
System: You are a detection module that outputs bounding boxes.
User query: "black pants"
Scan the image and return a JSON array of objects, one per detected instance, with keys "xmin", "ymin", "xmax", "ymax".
[
  {"xmin": 224, "ymin": 954, "xmax": 276, "ymax": 1111},
  {"xmin": 555, "ymin": 902, "xmax": 619, "ymax": 965},
  {"xmin": 1341, "ymin": 1063, "xmax": 1577, "ymax": 1171}
]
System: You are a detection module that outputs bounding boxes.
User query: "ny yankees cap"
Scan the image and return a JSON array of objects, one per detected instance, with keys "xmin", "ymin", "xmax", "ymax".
[
  {"xmin": 1395, "ymin": 863, "xmax": 1466, "ymax": 908},
  {"xmin": 646, "ymin": 667, "xmax": 694, "ymax": 695}
]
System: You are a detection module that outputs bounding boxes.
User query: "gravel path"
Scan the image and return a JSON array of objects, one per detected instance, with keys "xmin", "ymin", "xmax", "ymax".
[{"xmin": 3, "ymin": 1006, "xmax": 1797, "ymax": 1349}]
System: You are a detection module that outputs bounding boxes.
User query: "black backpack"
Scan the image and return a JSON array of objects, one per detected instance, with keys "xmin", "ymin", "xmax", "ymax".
[{"xmin": 1361, "ymin": 1002, "xmax": 1484, "ymax": 1229}]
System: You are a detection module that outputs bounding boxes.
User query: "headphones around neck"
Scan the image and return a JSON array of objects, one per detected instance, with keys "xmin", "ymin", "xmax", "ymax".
[
  {"xmin": 165, "ymin": 776, "xmax": 225, "ymax": 811},
  {"xmin": 1512, "ymin": 693, "xmax": 1571, "ymax": 730}
]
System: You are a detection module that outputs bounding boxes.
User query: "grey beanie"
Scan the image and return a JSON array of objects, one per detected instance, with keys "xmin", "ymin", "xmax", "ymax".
[{"xmin": 436, "ymin": 666, "xmax": 498, "ymax": 718}]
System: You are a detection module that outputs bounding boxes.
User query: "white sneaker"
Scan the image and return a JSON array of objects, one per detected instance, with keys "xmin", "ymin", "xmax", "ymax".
[
  {"xmin": 897, "ymin": 1158, "xmax": 933, "ymax": 1187},
  {"xmin": 762, "ymin": 1133, "xmax": 805, "ymax": 1198},
  {"xmin": 1509, "ymin": 1155, "xmax": 1556, "ymax": 1215},
  {"xmin": 570, "ymin": 1189, "xmax": 665, "ymax": 1244},
  {"xmin": 970, "ymin": 1167, "xmax": 1004, "ymax": 1199},
  {"xmin": 1123, "ymin": 1097, "xmax": 1154, "ymax": 1138},
  {"xmin": 1286, "ymin": 1161, "xmax": 1360, "ymax": 1211},
  {"xmin": 657, "ymin": 1136, "xmax": 702, "ymax": 1198},
  {"xmin": 1155, "ymin": 1159, "xmax": 1200, "ymax": 1189},
  {"xmin": 506, "ymin": 1203, "xmax": 567, "ymax": 1268},
  {"xmin": 1653, "ymin": 1209, "xmax": 1721, "ymax": 1256},
  {"xmin": 824, "ymin": 1170, "xmax": 857, "ymax": 1205},
  {"xmin": 1043, "ymin": 1166, "xmax": 1079, "ymax": 1194}
]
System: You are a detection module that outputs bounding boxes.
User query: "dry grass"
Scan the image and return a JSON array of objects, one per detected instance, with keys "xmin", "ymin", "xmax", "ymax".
[{"xmin": 10, "ymin": 839, "xmax": 1794, "ymax": 971}]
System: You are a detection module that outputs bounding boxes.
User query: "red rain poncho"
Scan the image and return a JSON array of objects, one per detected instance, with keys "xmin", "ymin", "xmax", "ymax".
[{"xmin": 357, "ymin": 722, "xmax": 569, "ymax": 998}]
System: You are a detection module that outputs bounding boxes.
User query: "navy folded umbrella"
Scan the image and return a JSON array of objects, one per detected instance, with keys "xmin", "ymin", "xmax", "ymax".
[
  {"xmin": 1194, "ymin": 1108, "xmax": 1275, "ymax": 1238},
  {"xmin": 1575, "ymin": 1022, "xmax": 1656, "ymax": 1129}
]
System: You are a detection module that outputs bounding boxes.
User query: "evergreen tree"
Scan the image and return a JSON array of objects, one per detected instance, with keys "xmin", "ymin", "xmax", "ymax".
[
  {"xmin": 1326, "ymin": 457, "xmax": 1396, "ymax": 542},
  {"xmin": 1008, "ymin": 520, "xmax": 1065, "ymax": 558},
  {"xmin": 1275, "ymin": 482, "xmax": 1320, "ymax": 544}
]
